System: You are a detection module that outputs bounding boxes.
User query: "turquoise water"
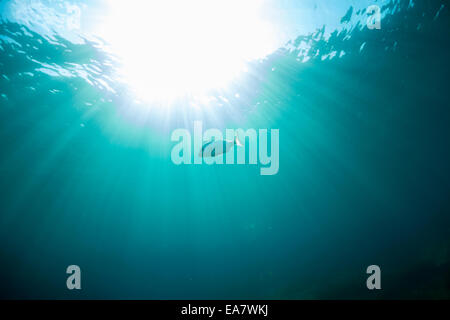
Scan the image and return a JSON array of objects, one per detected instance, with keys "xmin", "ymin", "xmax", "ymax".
[{"xmin": 0, "ymin": 0, "xmax": 449, "ymax": 299}]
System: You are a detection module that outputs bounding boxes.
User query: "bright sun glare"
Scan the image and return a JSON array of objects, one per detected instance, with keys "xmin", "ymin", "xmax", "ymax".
[{"xmin": 98, "ymin": 0, "xmax": 278, "ymax": 102}]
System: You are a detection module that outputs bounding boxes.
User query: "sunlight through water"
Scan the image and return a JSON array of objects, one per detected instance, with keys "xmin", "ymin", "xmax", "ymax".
[{"xmin": 96, "ymin": 0, "xmax": 279, "ymax": 103}]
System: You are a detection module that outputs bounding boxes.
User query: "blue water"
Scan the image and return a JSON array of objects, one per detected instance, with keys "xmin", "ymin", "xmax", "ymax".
[{"xmin": 0, "ymin": 0, "xmax": 449, "ymax": 299}]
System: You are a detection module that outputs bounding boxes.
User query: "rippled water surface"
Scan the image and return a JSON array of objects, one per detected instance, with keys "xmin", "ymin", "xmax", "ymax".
[{"xmin": 0, "ymin": 0, "xmax": 449, "ymax": 299}]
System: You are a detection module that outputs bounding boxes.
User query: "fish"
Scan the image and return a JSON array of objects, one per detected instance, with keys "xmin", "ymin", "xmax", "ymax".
[{"xmin": 199, "ymin": 134, "xmax": 243, "ymax": 158}]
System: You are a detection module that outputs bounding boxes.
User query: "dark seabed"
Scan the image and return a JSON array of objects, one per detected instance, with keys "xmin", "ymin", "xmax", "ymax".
[{"xmin": 0, "ymin": 0, "xmax": 449, "ymax": 299}]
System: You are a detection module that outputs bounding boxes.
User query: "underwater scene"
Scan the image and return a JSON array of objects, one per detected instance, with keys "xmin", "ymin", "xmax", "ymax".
[{"xmin": 0, "ymin": 0, "xmax": 449, "ymax": 299}]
